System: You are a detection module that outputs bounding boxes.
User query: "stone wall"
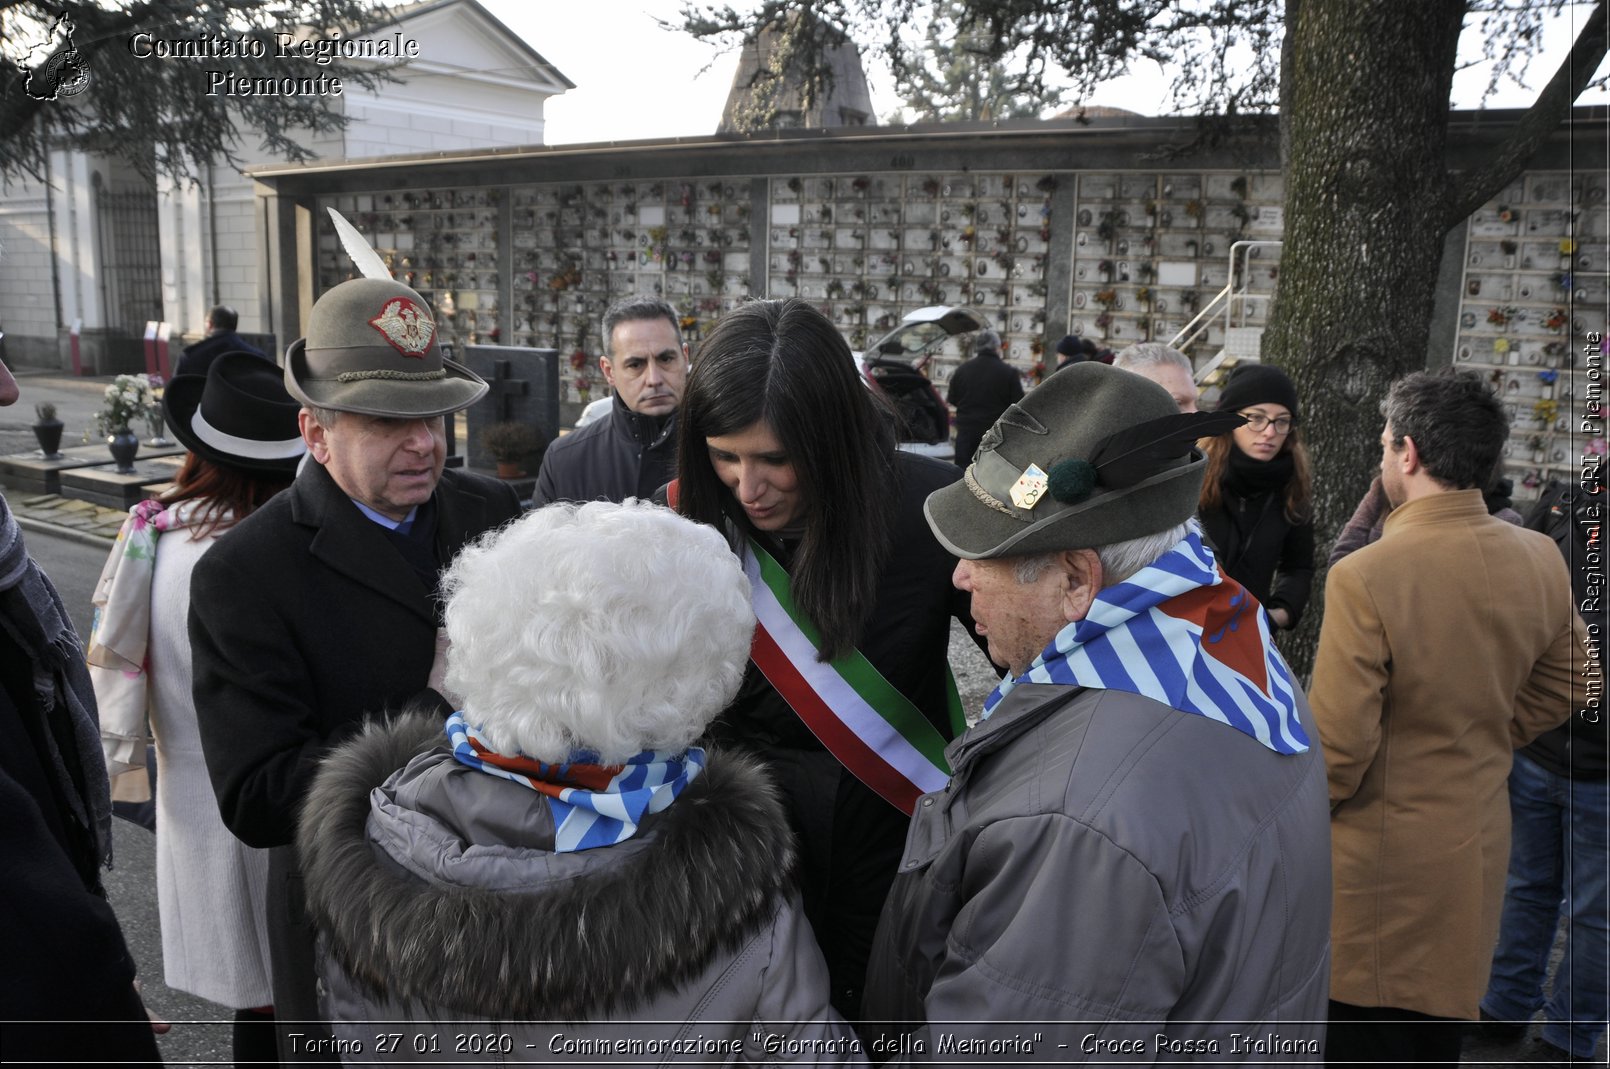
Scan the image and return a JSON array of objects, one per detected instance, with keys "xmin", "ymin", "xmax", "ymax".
[{"xmin": 0, "ymin": 176, "xmax": 59, "ymax": 367}]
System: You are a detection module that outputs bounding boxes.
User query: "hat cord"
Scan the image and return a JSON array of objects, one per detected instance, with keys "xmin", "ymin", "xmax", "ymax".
[
  {"xmin": 334, "ymin": 368, "xmax": 447, "ymax": 383},
  {"xmin": 963, "ymin": 465, "xmax": 1020, "ymax": 519}
]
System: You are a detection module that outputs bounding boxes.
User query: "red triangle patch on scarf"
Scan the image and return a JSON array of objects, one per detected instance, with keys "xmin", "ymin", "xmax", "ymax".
[{"xmin": 1157, "ymin": 576, "xmax": 1270, "ymax": 696}]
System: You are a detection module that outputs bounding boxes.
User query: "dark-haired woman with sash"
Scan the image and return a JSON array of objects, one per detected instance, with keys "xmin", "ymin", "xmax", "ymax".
[{"xmin": 675, "ymin": 298, "xmax": 978, "ymax": 1018}]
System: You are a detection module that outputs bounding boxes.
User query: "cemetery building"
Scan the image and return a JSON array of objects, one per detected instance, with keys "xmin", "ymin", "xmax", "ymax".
[
  {"xmin": 246, "ymin": 105, "xmax": 1606, "ymax": 502},
  {"xmin": 0, "ymin": 0, "xmax": 570, "ymax": 373}
]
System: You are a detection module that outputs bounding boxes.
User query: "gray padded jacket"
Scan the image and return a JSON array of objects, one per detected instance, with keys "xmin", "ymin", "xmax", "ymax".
[{"xmin": 863, "ymin": 683, "xmax": 1332, "ymax": 1066}]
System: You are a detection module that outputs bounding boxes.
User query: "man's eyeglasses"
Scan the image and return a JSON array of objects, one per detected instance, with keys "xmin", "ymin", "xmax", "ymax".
[{"xmin": 1239, "ymin": 411, "xmax": 1294, "ymax": 435}]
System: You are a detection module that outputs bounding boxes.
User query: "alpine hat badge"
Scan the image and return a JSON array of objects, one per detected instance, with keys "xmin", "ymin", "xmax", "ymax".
[{"xmin": 368, "ymin": 296, "xmax": 434, "ymax": 357}]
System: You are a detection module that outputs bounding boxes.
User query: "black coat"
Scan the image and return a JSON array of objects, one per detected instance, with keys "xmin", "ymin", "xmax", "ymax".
[
  {"xmin": 191, "ymin": 461, "xmax": 521, "ymax": 1059},
  {"xmin": 707, "ymin": 451, "xmax": 978, "ymax": 1017},
  {"xmin": 946, "ymin": 352, "xmax": 1023, "ymax": 466},
  {"xmin": 0, "ymin": 644, "xmax": 162, "ymax": 1063},
  {"xmin": 1520, "ymin": 479, "xmax": 1607, "ymax": 779},
  {"xmin": 191, "ymin": 461, "xmax": 522, "ymax": 850},
  {"xmin": 175, "ymin": 331, "xmax": 269, "ymax": 378},
  {"xmin": 533, "ymin": 396, "xmax": 677, "ymax": 505},
  {"xmin": 1199, "ymin": 488, "xmax": 1315, "ymax": 628}
]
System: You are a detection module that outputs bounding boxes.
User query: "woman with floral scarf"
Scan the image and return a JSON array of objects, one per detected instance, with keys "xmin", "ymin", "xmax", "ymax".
[{"xmin": 89, "ymin": 351, "xmax": 305, "ymax": 1065}]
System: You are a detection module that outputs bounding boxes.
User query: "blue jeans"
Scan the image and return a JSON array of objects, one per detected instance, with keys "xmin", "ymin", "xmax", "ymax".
[{"xmin": 1481, "ymin": 751, "xmax": 1609, "ymax": 1059}]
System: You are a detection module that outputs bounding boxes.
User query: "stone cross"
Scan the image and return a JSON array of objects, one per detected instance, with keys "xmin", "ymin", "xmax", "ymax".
[{"xmin": 486, "ymin": 360, "xmax": 529, "ymax": 421}]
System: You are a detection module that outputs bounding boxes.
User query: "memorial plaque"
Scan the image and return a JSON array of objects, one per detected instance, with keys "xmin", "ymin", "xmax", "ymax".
[{"xmin": 461, "ymin": 345, "xmax": 560, "ymax": 473}]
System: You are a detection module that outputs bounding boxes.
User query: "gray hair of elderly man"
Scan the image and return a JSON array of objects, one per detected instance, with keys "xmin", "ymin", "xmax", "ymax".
[
  {"xmin": 1112, "ymin": 342, "xmax": 1192, "ymax": 375},
  {"xmin": 973, "ymin": 328, "xmax": 1002, "ymax": 355},
  {"xmin": 1010, "ymin": 520, "xmax": 1192, "ymax": 587}
]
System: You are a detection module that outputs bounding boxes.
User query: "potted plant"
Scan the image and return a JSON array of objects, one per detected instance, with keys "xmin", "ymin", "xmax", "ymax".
[
  {"xmin": 32, "ymin": 402, "xmax": 64, "ymax": 459},
  {"xmin": 479, "ymin": 421, "xmax": 541, "ymax": 479},
  {"xmin": 96, "ymin": 374, "xmax": 153, "ymax": 474}
]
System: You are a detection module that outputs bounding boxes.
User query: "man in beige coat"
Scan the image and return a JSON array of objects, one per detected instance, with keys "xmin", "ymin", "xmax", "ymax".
[{"xmin": 1311, "ymin": 369, "xmax": 1589, "ymax": 1067}]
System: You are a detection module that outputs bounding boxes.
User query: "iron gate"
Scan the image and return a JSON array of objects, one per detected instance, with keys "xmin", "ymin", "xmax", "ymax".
[{"xmin": 95, "ymin": 180, "xmax": 162, "ymax": 339}]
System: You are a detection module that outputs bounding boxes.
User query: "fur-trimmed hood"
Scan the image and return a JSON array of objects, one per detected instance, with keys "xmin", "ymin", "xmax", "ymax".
[{"xmin": 298, "ymin": 712, "xmax": 798, "ymax": 1020}]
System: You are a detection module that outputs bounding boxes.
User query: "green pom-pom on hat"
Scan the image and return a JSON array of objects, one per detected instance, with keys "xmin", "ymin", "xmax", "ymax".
[{"xmin": 1048, "ymin": 458, "xmax": 1097, "ymax": 503}]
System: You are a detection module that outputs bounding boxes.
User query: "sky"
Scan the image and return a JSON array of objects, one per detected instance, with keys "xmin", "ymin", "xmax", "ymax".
[{"xmin": 480, "ymin": 0, "xmax": 1610, "ymax": 146}]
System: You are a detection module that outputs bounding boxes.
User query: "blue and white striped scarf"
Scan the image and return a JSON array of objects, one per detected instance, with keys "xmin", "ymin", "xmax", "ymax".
[
  {"xmin": 445, "ymin": 712, "xmax": 705, "ymax": 852},
  {"xmin": 982, "ymin": 523, "xmax": 1309, "ymax": 754}
]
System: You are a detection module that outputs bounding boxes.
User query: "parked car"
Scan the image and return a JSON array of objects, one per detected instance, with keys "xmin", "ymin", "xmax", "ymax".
[{"xmin": 854, "ymin": 305, "xmax": 988, "ymax": 463}]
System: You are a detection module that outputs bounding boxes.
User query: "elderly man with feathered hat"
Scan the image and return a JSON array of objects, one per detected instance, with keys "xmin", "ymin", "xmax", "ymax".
[
  {"xmin": 862, "ymin": 362, "xmax": 1332, "ymax": 1061},
  {"xmin": 189, "ymin": 277, "xmax": 524, "ymax": 1062}
]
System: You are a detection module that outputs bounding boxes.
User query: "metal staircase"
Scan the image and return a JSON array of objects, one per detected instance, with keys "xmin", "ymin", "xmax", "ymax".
[{"xmin": 1170, "ymin": 240, "xmax": 1282, "ymax": 402}]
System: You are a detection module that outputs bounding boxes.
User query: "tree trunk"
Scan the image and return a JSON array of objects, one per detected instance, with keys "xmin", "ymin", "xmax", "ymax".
[{"xmin": 1263, "ymin": 0, "xmax": 1466, "ymax": 677}]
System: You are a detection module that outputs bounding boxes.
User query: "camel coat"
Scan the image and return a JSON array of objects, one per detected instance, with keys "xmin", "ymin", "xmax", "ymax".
[{"xmin": 1310, "ymin": 489, "xmax": 1588, "ymax": 1020}]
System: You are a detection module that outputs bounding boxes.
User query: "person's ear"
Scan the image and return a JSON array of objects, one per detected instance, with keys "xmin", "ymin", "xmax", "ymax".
[
  {"xmin": 299, "ymin": 409, "xmax": 329, "ymax": 463},
  {"xmin": 1061, "ymin": 548, "xmax": 1103, "ymax": 623},
  {"xmin": 598, "ymin": 354, "xmax": 616, "ymax": 388},
  {"xmin": 1398, "ymin": 435, "xmax": 1421, "ymax": 476}
]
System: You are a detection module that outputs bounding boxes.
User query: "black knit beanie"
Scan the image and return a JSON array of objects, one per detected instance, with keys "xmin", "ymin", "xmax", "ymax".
[
  {"xmin": 1215, "ymin": 363, "xmax": 1300, "ymax": 422},
  {"xmin": 1055, "ymin": 334, "xmax": 1086, "ymax": 358}
]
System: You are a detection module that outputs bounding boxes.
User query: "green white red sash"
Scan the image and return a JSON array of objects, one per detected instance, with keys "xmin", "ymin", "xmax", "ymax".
[{"xmin": 743, "ymin": 538, "xmax": 962, "ymax": 815}]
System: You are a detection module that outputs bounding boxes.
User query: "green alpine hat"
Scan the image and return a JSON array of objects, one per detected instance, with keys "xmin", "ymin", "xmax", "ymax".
[
  {"xmin": 925, "ymin": 361, "xmax": 1243, "ymax": 559},
  {"xmin": 284, "ymin": 278, "xmax": 488, "ymax": 418}
]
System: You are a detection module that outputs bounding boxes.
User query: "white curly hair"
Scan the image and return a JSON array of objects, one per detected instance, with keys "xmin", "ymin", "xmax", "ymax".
[{"xmin": 440, "ymin": 500, "xmax": 755, "ymax": 763}]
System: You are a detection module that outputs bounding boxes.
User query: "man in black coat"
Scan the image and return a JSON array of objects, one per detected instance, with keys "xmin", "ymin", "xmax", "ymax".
[
  {"xmin": 191, "ymin": 278, "xmax": 521, "ymax": 1062},
  {"xmin": 174, "ymin": 305, "xmax": 268, "ymax": 378},
  {"xmin": 534, "ymin": 295, "xmax": 687, "ymax": 504},
  {"xmin": 946, "ymin": 328, "xmax": 1024, "ymax": 467}
]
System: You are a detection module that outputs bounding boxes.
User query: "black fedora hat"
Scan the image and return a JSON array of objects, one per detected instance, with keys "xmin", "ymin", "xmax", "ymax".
[{"xmin": 162, "ymin": 351, "xmax": 306, "ymax": 474}]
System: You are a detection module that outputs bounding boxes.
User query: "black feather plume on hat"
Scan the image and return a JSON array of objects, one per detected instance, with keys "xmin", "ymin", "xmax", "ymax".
[{"xmin": 1048, "ymin": 411, "xmax": 1246, "ymax": 504}]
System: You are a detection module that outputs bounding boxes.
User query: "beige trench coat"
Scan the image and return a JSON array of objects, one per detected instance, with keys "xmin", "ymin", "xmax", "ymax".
[{"xmin": 1310, "ymin": 489, "xmax": 1589, "ymax": 1020}]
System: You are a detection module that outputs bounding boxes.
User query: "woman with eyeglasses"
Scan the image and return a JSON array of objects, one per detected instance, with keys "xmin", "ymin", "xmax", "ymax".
[{"xmin": 1197, "ymin": 363, "xmax": 1314, "ymax": 630}]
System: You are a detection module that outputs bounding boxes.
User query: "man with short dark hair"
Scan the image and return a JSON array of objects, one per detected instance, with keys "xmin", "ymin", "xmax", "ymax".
[
  {"xmin": 1312, "ymin": 369, "xmax": 1589, "ymax": 1067},
  {"xmin": 864, "ymin": 362, "xmax": 1332, "ymax": 1057},
  {"xmin": 945, "ymin": 327, "xmax": 1022, "ymax": 467},
  {"xmin": 190, "ymin": 277, "xmax": 522, "ymax": 1061},
  {"xmin": 175, "ymin": 304, "xmax": 269, "ymax": 378},
  {"xmin": 534, "ymin": 295, "xmax": 687, "ymax": 504}
]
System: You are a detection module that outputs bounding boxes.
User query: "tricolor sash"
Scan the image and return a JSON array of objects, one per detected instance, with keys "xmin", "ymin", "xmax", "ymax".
[{"xmin": 744, "ymin": 538, "xmax": 962, "ymax": 815}]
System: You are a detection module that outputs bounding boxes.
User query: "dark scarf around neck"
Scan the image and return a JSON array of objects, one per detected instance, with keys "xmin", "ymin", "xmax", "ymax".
[
  {"xmin": 0, "ymin": 494, "xmax": 112, "ymax": 876},
  {"xmin": 1225, "ymin": 445, "xmax": 1296, "ymax": 499}
]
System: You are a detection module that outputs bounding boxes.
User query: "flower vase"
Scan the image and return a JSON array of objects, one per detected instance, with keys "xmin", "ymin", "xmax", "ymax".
[
  {"xmin": 107, "ymin": 428, "xmax": 140, "ymax": 474},
  {"xmin": 31, "ymin": 419, "xmax": 63, "ymax": 459},
  {"xmin": 144, "ymin": 413, "xmax": 171, "ymax": 446}
]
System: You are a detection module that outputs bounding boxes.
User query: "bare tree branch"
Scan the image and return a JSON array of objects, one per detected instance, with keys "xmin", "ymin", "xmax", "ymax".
[{"xmin": 1445, "ymin": 0, "xmax": 1609, "ymax": 225}]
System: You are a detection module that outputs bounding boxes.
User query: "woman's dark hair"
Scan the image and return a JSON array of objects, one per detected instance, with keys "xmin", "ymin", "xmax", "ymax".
[
  {"xmin": 676, "ymin": 299, "xmax": 896, "ymax": 660},
  {"xmin": 160, "ymin": 452, "xmax": 293, "ymax": 538},
  {"xmin": 1197, "ymin": 427, "xmax": 1313, "ymax": 525}
]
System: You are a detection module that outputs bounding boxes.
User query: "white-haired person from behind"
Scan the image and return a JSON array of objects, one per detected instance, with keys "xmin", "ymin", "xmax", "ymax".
[{"xmin": 296, "ymin": 501, "xmax": 863, "ymax": 1064}]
